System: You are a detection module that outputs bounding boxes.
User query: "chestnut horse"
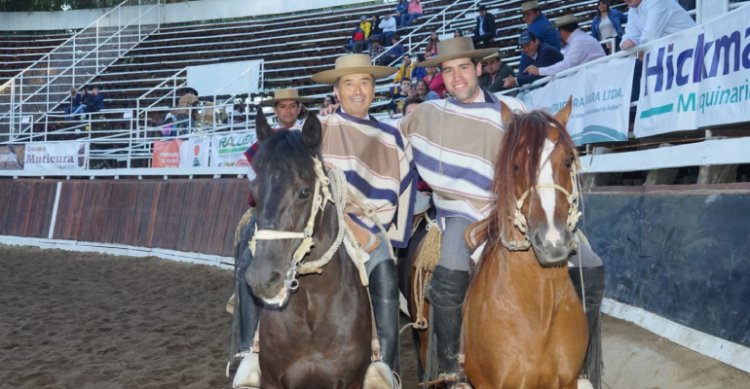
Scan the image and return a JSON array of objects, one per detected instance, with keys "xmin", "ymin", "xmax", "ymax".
[
  {"xmin": 245, "ymin": 110, "xmax": 372, "ymax": 389},
  {"xmin": 461, "ymin": 101, "xmax": 588, "ymax": 389}
]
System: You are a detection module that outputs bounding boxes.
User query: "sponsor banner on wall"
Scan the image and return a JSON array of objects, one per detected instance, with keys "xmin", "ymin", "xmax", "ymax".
[
  {"xmin": 0, "ymin": 145, "xmax": 25, "ymax": 170},
  {"xmin": 635, "ymin": 5, "xmax": 750, "ymax": 137},
  {"xmin": 25, "ymin": 142, "xmax": 88, "ymax": 170},
  {"xmin": 152, "ymin": 139, "xmax": 183, "ymax": 168},
  {"xmin": 521, "ymin": 56, "xmax": 634, "ymax": 145},
  {"xmin": 179, "ymin": 136, "xmax": 210, "ymax": 168},
  {"xmin": 210, "ymin": 131, "xmax": 255, "ymax": 167}
]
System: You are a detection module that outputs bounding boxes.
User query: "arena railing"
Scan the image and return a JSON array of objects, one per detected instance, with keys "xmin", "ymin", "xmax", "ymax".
[{"xmin": 0, "ymin": 0, "xmax": 161, "ymax": 140}]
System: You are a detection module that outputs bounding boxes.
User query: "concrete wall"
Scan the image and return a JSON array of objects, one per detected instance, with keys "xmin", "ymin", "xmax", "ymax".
[{"xmin": 0, "ymin": 0, "xmax": 368, "ymax": 31}]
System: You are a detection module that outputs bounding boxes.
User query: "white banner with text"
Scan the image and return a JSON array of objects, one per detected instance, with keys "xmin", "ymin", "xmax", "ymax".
[
  {"xmin": 210, "ymin": 132, "xmax": 255, "ymax": 167},
  {"xmin": 521, "ymin": 56, "xmax": 635, "ymax": 145},
  {"xmin": 24, "ymin": 142, "xmax": 89, "ymax": 170},
  {"xmin": 635, "ymin": 5, "xmax": 750, "ymax": 137}
]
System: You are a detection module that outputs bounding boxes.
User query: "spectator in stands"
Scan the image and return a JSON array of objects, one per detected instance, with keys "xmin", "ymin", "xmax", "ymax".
[
  {"xmin": 401, "ymin": 0, "xmax": 423, "ymax": 28},
  {"xmin": 388, "ymin": 78, "xmax": 413, "ymax": 118},
  {"xmin": 503, "ymin": 31, "xmax": 563, "ymax": 88},
  {"xmin": 454, "ymin": 29, "xmax": 463, "ymax": 38},
  {"xmin": 620, "ymin": 0, "xmax": 696, "ymax": 50},
  {"xmin": 359, "ymin": 15, "xmax": 372, "ymax": 40},
  {"xmin": 524, "ymin": 15, "xmax": 606, "ymax": 77},
  {"xmin": 479, "ymin": 50, "xmax": 514, "ymax": 92},
  {"xmin": 349, "ymin": 22, "xmax": 367, "ymax": 53},
  {"xmin": 369, "ymin": 36, "xmax": 386, "ymax": 61},
  {"xmin": 422, "ymin": 64, "xmax": 445, "ymax": 97},
  {"xmin": 395, "ymin": 0, "xmax": 409, "ymax": 25},
  {"xmin": 63, "ymin": 87, "xmax": 81, "ymax": 118},
  {"xmin": 380, "ymin": 35, "xmax": 405, "ymax": 65},
  {"xmin": 472, "ymin": 5, "xmax": 496, "ymax": 48},
  {"xmin": 369, "ymin": 15, "xmax": 383, "ymax": 45},
  {"xmin": 518, "ymin": 1, "xmax": 562, "ymax": 78},
  {"xmin": 393, "ymin": 53, "xmax": 416, "ymax": 84},
  {"xmin": 174, "ymin": 87, "xmax": 199, "ymax": 129},
  {"xmin": 73, "ymin": 86, "xmax": 104, "ymax": 117},
  {"xmin": 414, "ymin": 79, "xmax": 440, "ymax": 101},
  {"xmin": 412, "ymin": 53, "xmax": 427, "ymax": 80},
  {"xmin": 322, "ymin": 94, "xmax": 336, "ymax": 110},
  {"xmin": 425, "ymin": 30, "xmax": 440, "ymax": 57},
  {"xmin": 591, "ymin": 0, "xmax": 627, "ymax": 53},
  {"xmin": 379, "ymin": 12, "xmax": 397, "ymax": 45},
  {"xmin": 403, "ymin": 97, "xmax": 424, "ymax": 116}
]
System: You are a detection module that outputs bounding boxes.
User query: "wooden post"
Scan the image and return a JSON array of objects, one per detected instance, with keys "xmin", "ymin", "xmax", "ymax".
[
  {"xmin": 645, "ymin": 144, "xmax": 679, "ymax": 185},
  {"xmin": 697, "ymin": 165, "xmax": 737, "ymax": 184},
  {"xmin": 580, "ymin": 147, "xmax": 611, "ymax": 190}
]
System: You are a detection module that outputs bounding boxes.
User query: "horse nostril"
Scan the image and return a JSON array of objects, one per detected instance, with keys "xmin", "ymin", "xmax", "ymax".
[
  {"xmin": 531, "ymin": 231, "xmax": 544, "ymax": 248},
  {"xmin": 266, "ymin": 271, "xmax": 283, "ymax": 289}
]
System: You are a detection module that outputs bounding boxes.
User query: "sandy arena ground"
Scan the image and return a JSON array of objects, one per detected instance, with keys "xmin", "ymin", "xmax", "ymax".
[{"xmin": 0, "ymin": 245, "xmax": 747, "ymax": 388}]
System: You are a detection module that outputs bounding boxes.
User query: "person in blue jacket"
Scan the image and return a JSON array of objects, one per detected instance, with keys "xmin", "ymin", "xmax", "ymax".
[
  {"xmin": 518, "ymin": 1, "xmax": 560, "ymax": 76},
  {"xmin": 591, "ymin": 0, "xmax": 627, "ymax": 53}
]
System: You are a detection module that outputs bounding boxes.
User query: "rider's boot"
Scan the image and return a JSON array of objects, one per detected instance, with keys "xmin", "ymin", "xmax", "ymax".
[
  {"xmin": 366, "ymin": 260, "xmax": 401, "ymax": 388},
  {"xmin": 428, "ymin": 266, "xmax": 470, "ymax": 379},
  {"xmin": 569, "ymin": 265, "xmax": 605, "ymax": 389},
  {"xmin": 231, "ymin": 221, "xmax": 262, "ymax": 389}
]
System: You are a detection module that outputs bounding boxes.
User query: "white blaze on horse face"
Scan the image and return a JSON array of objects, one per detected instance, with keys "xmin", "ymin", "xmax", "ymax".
[{"xmin": 538, "ymin": 139, "xmax": 562, "ymax": 244}]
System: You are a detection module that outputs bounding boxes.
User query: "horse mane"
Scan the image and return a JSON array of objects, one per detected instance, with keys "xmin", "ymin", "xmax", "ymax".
[
  {"xmin": 253, "ymin": 130, "xmax": 322, "ymax": 178},
  {"xmin": 487, "ymin": 110, "xmax": 575, "ymax": 252}
]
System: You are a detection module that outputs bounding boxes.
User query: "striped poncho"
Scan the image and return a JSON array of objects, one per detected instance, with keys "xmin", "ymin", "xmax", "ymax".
[
  {"xmin": 399, "ymin": 90, "xmax": 527, "ymax": 224},
  {"xmin": 321, "ymin": 110, "xmax": 416, "ymax": 249}
]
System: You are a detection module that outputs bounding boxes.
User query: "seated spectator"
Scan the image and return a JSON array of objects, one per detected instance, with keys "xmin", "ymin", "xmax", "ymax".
[
  {"xmin": 388, "ymin": 79, "xmax": 412, "ymax": 118},
  {"xmin": 503, "ymin": 31, "xmax": 563, "ymax": 88},
  {"xmin": 379, "ymin": 13, "xmax": 397, "ymax": 45},
  {"xmin": 369, "ymin": 36, "xmax": 386, "ymax": 61},
  {"xmin": 359, "ymin": 15, "xmax": 372, "ymax": 40},
  {"xmin": 620, "ymin": 0, "xmax": 696, "ymax": 50},
  {"xmin": 174, "ymin": 88, "xmax": 199, "ymax": 129},
  {"xmin": 349, "ymin": 23, "xmax": 367, "ymax": 53},
  {"xmin": 395, "ymin": 0, "xmax": 409, "ymax": 24},
  {"xmin": 422, "ymin": 64, "xmax": 445, "ymax": 97},
  {"xmin": 393, "ymin": 53, "xmax": 416, "ymax": 84},
  {"xmin": 322, "ymin": 94, "xmax": 336, "ymax": 110},
  {"xmin": 414, "ymin": 79, "xmax": 439, "ymax": 101},
  {"xmin": 63, "ymin": 87, "xmax": 81, "ymax": 117},
  {"xmin": 591, "ymin": 0, "xmax": 627, "ymax": 53},
  {"xmin": 519, "ymin": 1, "xmax": 561, "ymax": 75},
  {"xmin": 369, "ymin": 15, "xmax": 383, "ymax": 45},
  {"xmin": 73, "ymin": 86, "xmax": 104, "ymax": 116},
  {"xmin": 411, "ymin": 53, "xmax": 427, "ymax": 80},
  {"xmin": 454, "ymin": 29, "xmax": 463, "ymax": 38},
  {"xmin": 524, "ymin": 15, "xmax": 606, "ymax": 77},
  {"xmin": 425, "ymin": 30, "xmax": 440, "ymax": 57},
  {"xmin": 472, "ymin": 5, "xmax": 496, "ymax": 48},
  {"xmin": 401, "ymin": 0, "xmax": 423, "ymax": 28},
  {"xmin": 379, "ymin": 35, "xmax": 405, "ymax": 65},
  {"xmin": 478, "ymin": 50, "xmax": 514, "ymax": 92}
]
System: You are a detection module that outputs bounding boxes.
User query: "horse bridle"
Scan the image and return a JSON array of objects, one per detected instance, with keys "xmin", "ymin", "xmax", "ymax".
[
  {"xmin": 249, "ymin": 157, "xmax": 347, "ymax": 291},
  {"xmin": 501, "ymin": 143, "xmax": 582, "ymax": 252}
]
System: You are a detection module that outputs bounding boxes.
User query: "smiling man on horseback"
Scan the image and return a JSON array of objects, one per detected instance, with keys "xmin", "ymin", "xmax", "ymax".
[{"xmin": 310, "ymin": 53, "xmax": 418, "ymax": 387}]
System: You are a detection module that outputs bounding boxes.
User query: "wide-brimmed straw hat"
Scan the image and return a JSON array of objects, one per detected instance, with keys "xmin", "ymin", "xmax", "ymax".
[
  {"xmin": 259, "ymin": 88, "xmax": 314, "ymax": 106},
  {"xmin": 554, "ymin": 14, "xmax": 580, "ymax": 28},
  {"xmin": 481, "ymin": 50, "xmax": 505, "ymax": 62},
  {"xmin": 311, "ymin": 54, "xmax": 397, "ymax": 85},
  {"xmin": 418, "ymin": 37, "xmax": 496, "ymax": 67},
  {"xmin": 521, "ymin": 1, "xmax": 540, "ymax": 12}
]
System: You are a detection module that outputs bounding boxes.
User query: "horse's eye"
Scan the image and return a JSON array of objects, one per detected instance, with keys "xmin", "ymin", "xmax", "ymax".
[
  {"xmin": 299, "ymin": 188, "xmax": 311, "ymax": 199},
  {"xmin": 565, "ymin": 157, "xmax": 573, "ymax": 169}
]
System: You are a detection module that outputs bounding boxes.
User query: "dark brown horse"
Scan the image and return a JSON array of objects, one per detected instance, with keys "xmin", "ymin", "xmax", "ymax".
[
  {"xmin": 461, "ymin": 101, "xmax": 588, "ymax": 389},
  {"xmin": 245, "ymin": 110, "xmax": 372, "ymax": 389}
]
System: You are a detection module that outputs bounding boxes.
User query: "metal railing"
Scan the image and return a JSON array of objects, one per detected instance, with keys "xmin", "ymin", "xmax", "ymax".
[{"xmin": 0, "ymin": 0, "xmax": 162, "ymax": 140}]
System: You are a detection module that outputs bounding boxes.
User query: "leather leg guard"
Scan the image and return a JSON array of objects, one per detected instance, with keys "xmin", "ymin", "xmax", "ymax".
[
  {"xmin": 370, "ymin": 260, "xmax": 401, "ymax": 372},
  {"xmin": 427, "ymin": 266, "xmax": 470, "ymax": 376},
  {"xmin": 570, "ymin": 265, "xmax": 605, "ymax": 389}
]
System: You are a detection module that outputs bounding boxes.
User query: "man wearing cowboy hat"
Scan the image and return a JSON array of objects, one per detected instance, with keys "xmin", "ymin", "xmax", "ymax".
[
  {"xmin": 231, "ymin": 87, "xmax": 313, "ymax": 389},
  {"xmin": 312, "ymin": 53, "xmax": 417, "ymax": 388},
  {"xmin": 525, "ymin": 14, "xmax": 606, "ymax": 77},
  {"xmin": 398, "ymin": 36, "xmax": 528, "ymax": 380},
  {"xmin": 478, "ymin": 50, "xmax": 514, "ymax": 92},
  {"xmin": 518, "ymin": 1, "xmax": 561, "ymax": 80}
]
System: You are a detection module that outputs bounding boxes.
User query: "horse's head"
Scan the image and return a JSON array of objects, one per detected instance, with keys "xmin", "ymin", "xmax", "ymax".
[
  {"xmin": 245, "ymin": 107, "xmax": 327, "ymax": 307},
  {"xmin": 492, "ymin": 98, "xmax": 581, "ymax": 266}
]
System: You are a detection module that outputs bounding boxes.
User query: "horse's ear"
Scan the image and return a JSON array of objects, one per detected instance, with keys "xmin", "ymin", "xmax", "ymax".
[
  {"xmin": 555, "ymin": 96, "xmax": 574, "ymax": 127},
  {"xmin": 301, "ymin": 113, "xmax": 322, "ymax": 151},
  {"xmin": 500, "ymin": 101, "xmax": 514, "ymax": 127},
  {"xmin": 255, "ymin": 106, "xmax": 273, "ymax": 143}
]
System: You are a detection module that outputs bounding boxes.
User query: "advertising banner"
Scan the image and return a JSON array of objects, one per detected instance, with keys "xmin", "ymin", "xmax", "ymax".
[
  {"xmin": 210, "ymin": 132, "xmax": 255, "ymax": 167},
  {"xmin": 635, "ymin": 5, "xmax": 750, "ymax": 137},
  {"xmin": 152, "ymin": 139, "xmax": 183, "ymax": 168},
  {"xmin": 179, "ymin": 136, "xmax": 211, "ymax": 168},
  {"xmin": 0, "ymin": 145, "xmax": 25, "ymax": 170},
  {"xmin": 521, "ymin": 56, "xmax": 635, "ymax": 145},
  {"xmin": 24, "ymin": 142, "xmax": 88, "ymax": 170}
]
